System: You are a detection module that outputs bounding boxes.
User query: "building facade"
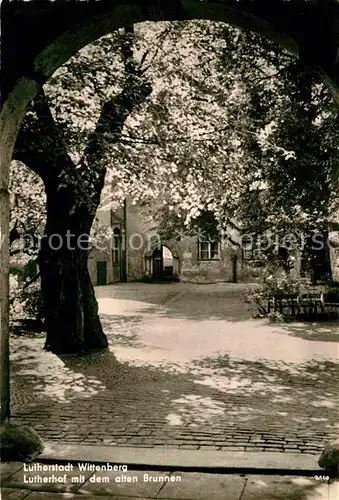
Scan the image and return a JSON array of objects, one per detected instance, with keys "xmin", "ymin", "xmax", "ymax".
[
  {"xmin": 88, "ymin": 199, "xmax": 268, "ymax": 286},
  {"xmin": 88, "ymin": 199, "xmax": 339, "ymax": 287}
]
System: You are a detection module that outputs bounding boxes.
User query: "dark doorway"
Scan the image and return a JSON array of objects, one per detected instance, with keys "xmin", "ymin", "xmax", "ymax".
[
  {"xmin": 96, "ymin": 261, "xmax": 107, "ymax": 286},
  {"xmin": 152, "ymin": 248, "xmax": 163, "ymax": 280},
  {"xmin": 152, "ymin": 246, "xmax": 174, "ymax": 281},
  {"xmin": 112, "ymin": 227, "xmax": 122, "ymax": 282}
]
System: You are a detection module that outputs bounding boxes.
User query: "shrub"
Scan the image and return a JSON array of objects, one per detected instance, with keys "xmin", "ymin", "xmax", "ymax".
[
  {"xmin": 0, "ymin": 422, "xmax": 44, "ymax": 460},
  {"xmin": 247, "ymin": 272, "xmax": 339, "ymax": 321},
  {"xmin": 246, "ymin": 273, "xmax": 302, "ymax": 317},
  {"xmin": 267, "ymin": 311, "xmax": 285, "ymax": 323},
  {"xmin": 323, "ymin": 286, "xmax": 339, "ymax": 303},
  {"xmin": 10, "ymin": 275, "xmax": 44, "ymax": 327}
]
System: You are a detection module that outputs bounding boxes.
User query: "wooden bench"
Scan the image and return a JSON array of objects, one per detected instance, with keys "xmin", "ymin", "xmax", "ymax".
[
  {"xmin": 298, "ymin": 287, "xmax": 324, "ymax": 315},
  {"xmin": 266, "ymin": 283, "xmax": 339, "ymax": 318}
]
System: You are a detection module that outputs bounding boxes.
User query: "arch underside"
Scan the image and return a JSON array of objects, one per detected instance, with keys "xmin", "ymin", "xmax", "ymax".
[
  {"xmin": 2, "ymin": 0, "xmax": 339, "ymax": 103},
  {"xmin": 144, "ymin": 240, "xmax": 181, "ymax": 279},
  {"xmin": 144, "ymin": 240, "xmax": 180, "ymax": 260},
  {"xmin": 33, "ymin": 2, "xmax": 300, "ymax": 85}
]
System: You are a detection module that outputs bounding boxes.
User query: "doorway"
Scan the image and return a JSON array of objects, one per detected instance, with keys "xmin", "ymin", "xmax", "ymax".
[
  {"xmin": 112, "ymin": 227, "xmax": 122, "ymax": 282},
  {"xmin": 152, "ymin": 245, "xmax": 174, "ymax": 281},
  {"xmin": 163, "ymin": 245, "xmax": 174, "ymax": 279},
  {"xmin": 96, "ymin": 261, "xmax": 107, "ymax": 286},
  {"xmin": 152, "ymin": 248, "xmax": 163, "ymax": 280}
]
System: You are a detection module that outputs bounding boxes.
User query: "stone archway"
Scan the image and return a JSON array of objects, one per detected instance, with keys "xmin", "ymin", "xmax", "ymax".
[
  {"xmin": 1, "ymin": 0, "xmax": 339, "ymax": 423},
  {"xmin": 144, "ymin": 240, "xmax": 181, "ymax": 281}
]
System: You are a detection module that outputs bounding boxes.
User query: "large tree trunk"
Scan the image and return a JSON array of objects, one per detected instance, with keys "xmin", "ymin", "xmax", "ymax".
[
  {"xmin": 39, "ymin": 246, "xmax": 107, "ymax": 354},
  {"xmin": 38, "ymin": 185, "xmax": 107, "ymax": 354}
]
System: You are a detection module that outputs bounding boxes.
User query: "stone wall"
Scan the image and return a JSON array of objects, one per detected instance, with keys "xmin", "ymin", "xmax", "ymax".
[
  {"xmin": 88, "ymin": 251, "xmax": 114, "ymax": 286},
  {"xmin": 178, "ymin": 237, "xmax": 262, "ymax": 284},
  {"xmin": 329, "ymin": 214, "xmax": 339, "ymax": 282},
  {"xmin": 179, "ymin": 237, "xmax": 229, "ymax": 283},
  {"xmin": 125, "ymin": 200, "xmax": 156, "ymax": 281}
]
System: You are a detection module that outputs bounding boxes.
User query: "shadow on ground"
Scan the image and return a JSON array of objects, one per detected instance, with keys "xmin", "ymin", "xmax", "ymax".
[
  {"xmin": 9, "ymin": 284, "xmax": 339, "ymax": 453},
  {"xmin": 10, "ymin": 336, "xmax": 339, "ymax": 452},
  {"xmin": 100, "ymin": 313, "xmax": 145, "ymax": 347},
  {"xmin": 282, "ymin": 322, "xmax": 339, "ymax": 343},
  {"xmin": 96, "ymin": 283, "xmax": 253, "ymax": 322}
]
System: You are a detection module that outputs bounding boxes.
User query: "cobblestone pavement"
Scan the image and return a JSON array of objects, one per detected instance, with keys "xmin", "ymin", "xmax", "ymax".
[
  {"xmin": 10, "ymin": 283, "xmax": 339, "ymax": 455},
  {"xmin": 1, "ymin": 461, "xmax": 338, "ymax": 499}
]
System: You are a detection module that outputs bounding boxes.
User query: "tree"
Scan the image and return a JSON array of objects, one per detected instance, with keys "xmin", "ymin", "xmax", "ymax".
[
  {"xmin": 14, "ymin": 26, "xmax": 153, "ymax": 354},
  {"xmin": 235, "ymin": 55, "xmax": 339, "ymax": 280}
]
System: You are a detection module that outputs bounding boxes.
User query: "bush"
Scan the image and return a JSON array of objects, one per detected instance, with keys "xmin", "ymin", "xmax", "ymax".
[
  {"xmin": 246, "ymin": 273, "xmax": 302, "ymax": 318},
  {"xmin": 0, "ymin": 422, "xmax": 44, "ymax": 460},
  {"xmin": 325, "ymin": 281, "xmax": 339, "ymax": 288},
  {"xmin": 267, "ymin": 311, "xmax": 285, "ymax": 323},
  {"xmin": 323, "ymin": 286, "xmax": 339, "ymax": 303},
  {"xmin": 247, "ymin": 272, "xmax": 339, "ymax": 321},
  {"xmin": 10, "ymin": 275, "xmax": 44, "ymax": 328}
]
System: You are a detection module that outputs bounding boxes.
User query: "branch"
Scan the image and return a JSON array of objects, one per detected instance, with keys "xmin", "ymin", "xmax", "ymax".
[
  {"xmin": 9, "ymin": 220, "xmax": 20, "ymax": 245},
  {"xmin": 139, "ymin": 26, "xmax": 173, "ymax": 75},
  {"xmin": 14, "ymin": 88, "xmax": 75, "ymax": 182},
  {"xmin": 224, "ymin": 235, "xmax": 240, "ymax": 248},
  {"xmin": 81, "ymin": 25, "xmax": 153, "ymax": 202},
  {"xmin": 249, "ymin": 63, "xmax": 294, "ymax": 86},
  {"xmin": 12, "ymin": 151, "xmax": 45, "ymax": 177},
  {"xmin": 10, "ymin": 249, "xmax": 22, "ymax": 256},
  {"xmin": 23, "ymin": 272, "xmax": 41, "ymax": 289},
  {"xmin": 117, "ymin": 120, "xmax": 257, "ymax": 146},
  {"xmin": 139, "ymin": 48, "xmax": 151, "ymax": 72}
]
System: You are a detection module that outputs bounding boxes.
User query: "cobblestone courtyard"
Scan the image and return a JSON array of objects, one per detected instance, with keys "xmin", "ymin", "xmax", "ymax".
[{"xmin": 10, "ymin": 283, "xmax": 339, "ymax": 454}]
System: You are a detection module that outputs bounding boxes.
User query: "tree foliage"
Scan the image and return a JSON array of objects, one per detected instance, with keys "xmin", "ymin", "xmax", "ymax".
[
  {"xmin": 14, "ymin": 20, "xmax": 338, "ymax": 240},
  {"xmin": 97, "ymin": 23, "xmax": 338, "ymax": 244},
  {"xmin": 9, "ymin": 161, "xmax": 46, "ymax": 268}
]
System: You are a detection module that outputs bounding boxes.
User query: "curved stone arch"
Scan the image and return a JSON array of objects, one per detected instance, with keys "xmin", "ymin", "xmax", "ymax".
[
  {"xmin": 161, "ymin": 240, "xmax": 181, "ymax": 260},
  {"xmin": 4, "ymin": 1, "xmax": 339, "ymax": 95},
  {"xmin": 161, "ymin": 240, "xmax": 181, "ymax": 277},
  {"xmin": 144, "ymin": 239, "xmax": 181, "ymax": 278},
  {"xmin": 144, "ymin": 239, "xmax": 181, "ymax": 259}
]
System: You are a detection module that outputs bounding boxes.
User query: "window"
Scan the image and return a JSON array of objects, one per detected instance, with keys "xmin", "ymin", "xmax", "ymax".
[
  {"xmin": 242, "ymin": 235, "xmax": 265, "ymax": 261},
  {"xmin": 112, "ymin": 227, "xmax": 121, "ymax": 263},
  {"xmin": 198, "ymin": 241, "xmax": 219, "ymax": 260}
]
